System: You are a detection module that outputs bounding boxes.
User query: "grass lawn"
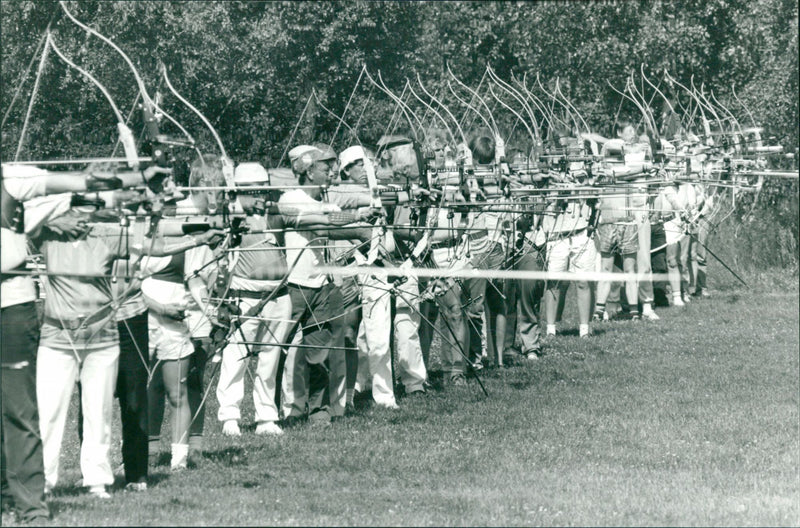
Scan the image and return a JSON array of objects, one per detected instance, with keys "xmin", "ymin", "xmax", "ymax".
[{"xmin": 4, "ymin": 269, "xmax": 799, "ymax": 526}]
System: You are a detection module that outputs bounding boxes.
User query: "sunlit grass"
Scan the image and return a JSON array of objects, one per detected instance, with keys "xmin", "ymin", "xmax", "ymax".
[{"xmin": 4, "ymin": 267, "xmax": 798, "ymax": 526}]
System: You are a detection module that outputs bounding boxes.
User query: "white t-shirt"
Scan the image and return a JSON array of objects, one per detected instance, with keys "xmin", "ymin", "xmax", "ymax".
[
  {"xmin": 1, "ymin": 165, "xmax": 68, "ymax": 308},
  {"xmin": 279, "ymin": 189, "xmax": 339, "ymax": 289}
]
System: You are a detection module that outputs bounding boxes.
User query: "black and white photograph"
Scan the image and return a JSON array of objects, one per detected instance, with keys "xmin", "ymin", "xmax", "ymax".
[{"xmin": 1, "ymin": 0, "xmax": 798, "ymax": 525}]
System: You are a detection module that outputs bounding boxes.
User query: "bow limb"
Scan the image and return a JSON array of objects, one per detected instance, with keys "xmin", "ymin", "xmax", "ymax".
[
  {"xmin": 668, "ymin": 72, "xmax": 712, "ymax": 141},
  {"xmin": 59, "ymin": 2, "xmax": 199, "ymax": 166},
  {"xmin": 407, "ymin": 78, "xmax": 458, "ymax": 147},
  {"xmin": 446, "ymin": 63, "xmax": 499, "ymax": 137},
  {"xmin": 311, "ymin": 89, "xmax": 359, "ymax": 144},
  {"xmin": 551, "ymin": 78, "xmax": 582, "ymax": 137},
  {"xmin": 487, "ymin": 84, "xmax": 537, "ymax": 149},
  {"xmin": 626, "ymin": 73, "xmax": 663, "ymax": 161},
  {"xmin": 416, "ymin": 73, "xmax": 468, "ymax": 148},
  {"xmin": 553, "ymin": 78, "xmax": 590, "ymax": 136},
  {"xmin": 329, "ymin": 64, "xmax": 366, "ymax": 148},
  {"xmin": 276, "ymin": 91, "xmax": 315, "ymax": 168},
  {"xmin": 515, "ymin": 72, "xmax": 556, "ymax": 141},
  {"xmin": 535, "ymin": 75, "xmax": 572, "ymax": 138},
  {"xmin": 44, "ymin": 32, "xmax": 143, "ymax": 167},
  {"xmin": 366, "ymin": 70, "xmax": 425, "ymax": 143},
  {"xmin": 486, "ymin": 65, "xmax": 541, "ymax": 143},
  {"xmin": 456, "ymin": 67, "xmax": 488, "ymax": 132},
  {"xmin": 59, "ymin": 1, "xmax": 172, "ymax": 122},
  {"xmin": 447, "ymin": 81, "xmax": 494, "ymax": 138},
  {"xmin": 46, "ymin": 34, "xmax": 124, "ymax": 122},
  {"xmin": 160, "ymin": 64, "xmax": 228, "ymax": 161}
]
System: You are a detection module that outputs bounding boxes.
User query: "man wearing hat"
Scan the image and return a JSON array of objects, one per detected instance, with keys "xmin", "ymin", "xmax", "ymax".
[
  {"xmin": 215, "ymin": 162, "xmax": 293, "ymax": 437},
  {"xmin": 371, "ymin": 135, "xmax": 429, "ymax": 397},
  {"xmin": 332, "ymin": 145, "xmax": 400, "ymax": 409},
  {"xmin": 279, "ymin": 144, "xmax": 375, "ymax": 425}
]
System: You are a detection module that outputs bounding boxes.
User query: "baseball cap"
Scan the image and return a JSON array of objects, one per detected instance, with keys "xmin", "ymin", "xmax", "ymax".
[
  {"xmin": 234, "ymin": 162, "xmax": 270, "ymax": 185},
  {"xmin": 376, "ymin": 135, "xmax": 412, "ymax": 151},
  {"xmin": 290, "ymin": 144, "xmax": 337, "ymax": 175},
  {"xmin": 339, "ymin": 145, "xmax": 367, "ymax": 171}
]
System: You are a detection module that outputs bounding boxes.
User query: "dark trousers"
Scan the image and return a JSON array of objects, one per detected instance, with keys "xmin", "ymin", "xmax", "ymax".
[
  {"xmin": 517, "ymin": 246, "xmax": 546, "ymax": 353},
  {"xmin": 650, "ymin": 222, "xmax": 670, "ymax": 307},
  {"xmin": 284, "ymin": 283, "xmax": 344, "ymax": 418},
  {"xmin": 116, "ymin": 311, "xmax": 149, "ymax": 484},
  {"xmin": 1, "ymin": 301, "xmax": 49, "ymax": 520}
]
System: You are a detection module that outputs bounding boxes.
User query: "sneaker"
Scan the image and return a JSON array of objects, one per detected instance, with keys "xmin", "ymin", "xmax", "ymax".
[
  {"xmin": 523, "ymin": 348, "xmax": 543, "ymax": 360},
  {"xmin": 375, "ymin": 400, "xmax": 400, "ymax": 410},
  {"xmin": 448, "ymin": 373, "xmax": 468, "ymax": 386},
  {"xmin": 700, "ymin": 289, "xmax": 711, "ymax": 298},
  {"xmin": 672, "ymin": 297, "xmax": 685, "ymax": 307},
  {"xmin": 468, "ymin": 360, "xmax": 484, "ymax": 372},
  {"xmin": 255, "ymin": 421, "xmax": 284, "ymax": 436},
  {"xmin": 125, "ymin": 481, "xmax": 147, "ymax": 492},
  {"xmin": 405, "ymin": 388, "xmax": 427, "ymax": 398},
  {"xmin": 88, "ymin": 485, "xmax": 111, "ymax": 499},
  {"xmin": 642, "ymin": 308, "xmax": 660, "ymax": 321},
  {"xmin": 602, "ymin": 311, "xmax": 610, "ymax": 321},
  {"xmin": 222, "ymin": 420, "xmax": 241, "ymax": 437}
]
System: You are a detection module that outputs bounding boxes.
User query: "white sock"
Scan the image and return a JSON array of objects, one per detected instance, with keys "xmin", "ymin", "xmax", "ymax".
[
  {"xmin": 643, "ymin": 303, "xmax": 653, "ymax": 313},
  {"xmin": 546, "ymin": 324, "xmax": 556, "ymax": 336},
  {"xmin": 171, "ymin": 443, "xmax": 189, "ymax": 468},
  {"xmin": 579, "ymin": 324, "xmax": 589, "ymax": 337}
]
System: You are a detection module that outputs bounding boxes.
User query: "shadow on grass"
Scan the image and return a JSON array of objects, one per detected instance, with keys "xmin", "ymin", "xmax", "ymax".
[
  {"xmin": 201, "ymin": 446, "xmax": 248, "ymax": 467},
  {"xmin": 560, "ymin": 327, "xmax": 608, "ymax": 337}
]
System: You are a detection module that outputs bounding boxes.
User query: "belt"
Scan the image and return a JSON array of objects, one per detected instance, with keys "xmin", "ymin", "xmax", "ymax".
[
  {"xmin": 467, "ymin": 229, "xmax": 489, "ymax": 241},
  {"xmin": 600, "ymin": 217, "xmax": 634, "ymax": 224},
  {"xmin": 547, "ymin": 228, "xmax": 586, "ymax": 242},
  {"xmin": 44, "ymin": 311, "xmax": 109, "ymax": 331},
  {"xmin": 430, "ymin": 237, "xmax": 461, "ymax": 250},
  {"xmin": 230, "ymin": 286, "xmax": 287, "ymax": 300}
]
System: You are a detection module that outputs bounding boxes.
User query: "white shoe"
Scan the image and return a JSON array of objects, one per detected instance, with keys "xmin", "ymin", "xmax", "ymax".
[
  {"xmin": 255, "ymin": 421, "xmax": 284, "ymax": 436},
  {"xmin": 375, "ymin": 400, "xmax": 399, "ymax": 410},
  {"xmin": 672, "ymin": 295, "xmax": 685, "ymax": 307},
  {"xmin": 222, "ymin": 420, "xmax": 241, "ymax": 437},
  {"xmin": 88, "ymin": 485, "xmax": 111, "ymax": 499},
  {"xmin": 683, "ymin": 294, "xmax": 691, "ymax": 303},
  {"xmin": 642, "ymin": 309, "xmax": 660, "ymax": 321}
]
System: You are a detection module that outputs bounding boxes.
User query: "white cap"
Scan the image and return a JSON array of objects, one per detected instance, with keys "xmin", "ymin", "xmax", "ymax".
[
  {"xmin": 233, "ymin": 162, "xmax": 269, "ymax": 185},
  {"xmin": 288, "ymin": 145, "xmax": 316, "ymax": 164},
  {"xmin": 339, "ymin": 146, "xmax": 367, "ymax": 172}
]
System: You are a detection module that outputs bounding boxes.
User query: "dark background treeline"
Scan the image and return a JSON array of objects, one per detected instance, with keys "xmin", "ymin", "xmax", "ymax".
[{"xmin": 1, "ymin": 0, "xmax": 798, "ymax": 270}]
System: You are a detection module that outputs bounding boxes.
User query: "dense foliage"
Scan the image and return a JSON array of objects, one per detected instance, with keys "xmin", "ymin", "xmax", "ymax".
[{"xmin": 1, "ymin": 0, "xmax": 797, "ymax": 266}]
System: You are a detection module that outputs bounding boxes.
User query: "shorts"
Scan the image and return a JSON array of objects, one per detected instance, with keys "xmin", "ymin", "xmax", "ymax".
[
  {"xmin": 148, "ymin": 311, "xmax": 194, "ymax": 361},
  {"xmin": 596, "ymin": 223, "xmax": 638, "ymax": 255},
  {"xmin": 546, "ymin": 230, "xmax": 597, "ymax": 276}
]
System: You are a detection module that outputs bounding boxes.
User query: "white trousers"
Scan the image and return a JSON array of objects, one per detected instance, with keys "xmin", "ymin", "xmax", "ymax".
[
  {"xmin": 37, "ymin": 343, "xmax": 119, "ymax": 489},
  {"xmin": 356, "ymin": 275, "xmax": 396, "ymax": 406},
  {"xmin": 216, "ymin": 294, "xmax": 291, "ymax": 424},
  {"xmin": 357, "ymin": 276, "xmax": 427, "ymax": 394}
]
